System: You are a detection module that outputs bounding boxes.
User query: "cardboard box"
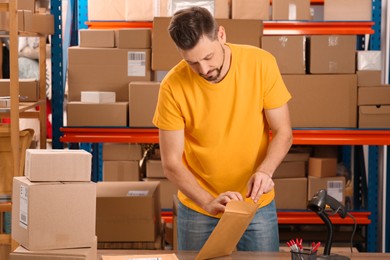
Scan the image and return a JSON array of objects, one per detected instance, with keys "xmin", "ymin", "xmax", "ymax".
[
  {"xmin": 359, "ymin": 105, "xmax": 390, "ymax": 128},
  {"xmin": 156, "ymin": 0, "xmax": 169, "ymax": 17},
  {"xmin": 96, "ymin": 181, "xmax": 161, "ymax": 242},
  {"xmin": 115, "ymin": 28, "xmax": 151, "ymax": 49},
  {"xmin": 232, "ymin": 0, "xmax": 269, "ymax": 20},
  {"xmin": 357, "ymin": 51, "xmax": 381, "ymax": 71},
  {"xmin": 358, "ymin": 85, "xmax": 390, "ymax": 105},
  {"xmin": 102, "ymin": 143, "xmax": 143, "ymax": 161},
  {"xmin": 283, "ymin": 152, "xmax": 310, "ymax": 162},
  {"xmin": 152, "ymin": 17, "xmax": 263, "ymax": 71},
  {"xmin": 10, "ymin": 237, "xmax": 97, "ymax": 260},
  {"xmin": 18, "ymin": 0, "xmax": 35, "ymax": 11},
  {"xmin": 68, "ymin": 47, "xmax": 151, "ymax": 102},
  {"xmin": 0, "ymin": 244, "xmax": 10, "ymax": 260},
  {"xmin": 357, "ymin": 70, "xmax": 382, "ymax": 87},
  {"xmin": 97, "ymin": 233, "xmax": 163, "ymax": 250},
  {"xmin": 12, "ymin": 177, "xmax": 96, "ymax": 250},
  {"xmin": 24, "ymin": 11, "xmax": 54, "ymax": 35},
  {"xmin": 324, "ymin": 0, "xmax": 372, "ymax": 21},
  {"xmin": 25, "ymin": 149, "xmax": 92, "ymax": 182},
  {"xmin": 273, "ymin": 178, "xmax": 308, "ymax": 210},
  {"xmin": 88, "ymin": 0, "xmax": 126, "ymax": 21},
  {"xmin": 81, "ymin": 91, "xmax": 116, "ymax": 103},
  {"xmin": 129, "ymin": 81, "xmax": 159, "ymax": 127},
  {"xmin": 273, "ymin": 161, "xmax": 306, "ymax": 178},
  {"xmin": 283, "ymin": 74, "xmax": 357, "ymax": 128},
  {"xmin": 308, "ymin": 35, "xmax": 356, "ymax": 74},
  {"xmin": 144, "ymin": 178, "xmax": 178, "ymax": 209},
  {"xmin": 308, "ymin": 157, "xmax": 337, "ymax": 178},
  {"xmin": 125, "ymin": 0, "xmax": 155, "ymax": 21},
  {"xmin": 67, "ymin": 102, "xmax": 128, "ymax": 127},
  {"xmin": 103, "ymin": 161, "xmax": 140, "ymax": 181},
  {"xmin": 215, "ymin": 0, "xmax": 230, "ymax": 19},
  {"xmin": 0, "ymin": 98, "xmax": 10, "ymax": 108},
  {"xmin": 0, "ymin": 79, "xmax": 38, "ymax": 102},
  {"xmin": 272, "ymin": 0, "xmax": 311, "ymax": 20},
  {"xmin": 146, "ymin": 160, "xmax": 164, "ymax": 178},
  {"xmin": 308, "ymin": 176, "xmax": 345, "ymax": 204},
  {"xmin": 101, "ymin": 254, "xmax": 178, "ymax": 260},
  {"xmin": 261, "ymin": 35, "xmax": 306, "ymax": 74},
  {"xmin": 79, "ymin": 29, "xmax": 115, "ymax": 48},
  {"xmin": 0, "ymin": 10, "xmax": 24, "ymax": 31}
]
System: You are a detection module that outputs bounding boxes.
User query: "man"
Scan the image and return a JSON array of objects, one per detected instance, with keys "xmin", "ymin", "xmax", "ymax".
[{"xmin": 153, "ymin": 6, "xmax": 292, "ymax": 251}]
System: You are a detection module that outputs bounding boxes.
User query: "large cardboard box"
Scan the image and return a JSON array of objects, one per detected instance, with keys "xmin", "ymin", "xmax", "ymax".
[
  {"xmin": 324, "ymin": 0, "xmax": 372, "ymax": 21},
  {"xmin": 0, "ymin": 79, "xmax": 38, "ymax": 102},
  {"xmin": 18, "ymin": 0, "xmax": 35, "ymax": 11},
  {"xmin": 67, "ymin": 102, "xmax": 128, "ymax": 127},
  {"xmin": 0, "ymin": 10, "xmax": 24, "ymax": 31},
  {"xmin": 152, "ymin": 17, "xmax": 263, "ymax": 71},
  {"xmin": 308, "ymin": 35, "xmax": 356, "ymax": 74},
  {"xmin": 359, "ymin": 106, "xmax": 390, "ymax": 128},
  {"xmin": 81, "ymin": 91, "xmax": 116, "ymax": 103},
  {"xmin": 283, "ymin": 74, "xmax": 357, "ymax": 128},
  {"xmin": 129, "ymin": 81, "xmax": 159, "ymax": 127},
  {"xmin": 261, "ymin": 35, "xmax": 306, "ymax": 74},
  {"xmin": 102, "ymin": 143, "xmax": 143, "ymax": 161},
  {"xmin": 125, "ymin": 0, "xmax": 155, "ymax": 21},
  {"xmin": 357, "ymin": 70, "xmax": 382, "ymax": 87},
  {"xmin": 115, "ymin": 29, "xmax": 151, "ymax": 49},
  {"xmin": 273, "ymin": 161, "xmax": 306, "ymax": 178},
  {"xmin": 273, "ymin": 178, "xmax": 308, "ymax": 209},
  {"xmin": 146, "ymin": 160, "xmax": 164, "ymax": 178},
  {"xmin": 358, "ymin": 85, "xmax": 390, "ymax": 105},
  {"xmin": 79, "ymin": 29, "xmax": 115, "ymax": 48},
  {"xmin": 308, "ymin": 157, "xmax": 337, "ymax": 178},
  {"xmin": 24, "ymin": 11, "xmax": 54, "ymax": 35},
  {"xmin": 68, "ymin": 47, "xmax": 151, "ymax": 102},
  {"xmin": 88, "ymin": 0, "xmax": 126, "ymax": 21},
  {"xmin": 272, "ymin": 0, "xmax": 311, "ymax": 20},
  {"xmin": 215, "ymin": 0, "xmax": 230, "ymax": 19},
  {"xmin": 12, "ymin": 177, "xmax": 96, "ymax": 251},
  {"xmin": 308, "ymin": 176, "xmax": 345, "ymax": 204},
  {"xmin": 144, "ymin": 178, "xmax": 178, "ymax": 209},
  {"xmin": 103, "ymin": 161, "xmax": 140, "ymax": 181},
  {"xmin": 96, "ymin": 181, "xmax": 161, "ymax": 242},
  {"xmin": 25, "ymin": 149, "xmax": 92, "ymax": 182},
  {"xmin": 232, "ymin": 0, "xmax": 269, "ymax": 20}
]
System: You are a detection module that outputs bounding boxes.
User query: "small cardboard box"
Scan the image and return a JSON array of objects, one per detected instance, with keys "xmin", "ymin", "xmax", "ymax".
[
  {"xmin": 308, "ymin": 35, "xmax": 356, "ymax": 74},
  {"xmin": 103, "ymin": 161, "xmax": 140, "ymax": 181},
  {"xmin": 0, "ymin": 79, "xmax": 39, "ymax": 102},
  {"xmin": 87, "ymin": 0, "xmax": 126, "ymax": 21},
  {"xmin": 144, "ymin": 177, "xmax": 178, "ymax": 209},
  {"xmin": 96, "ymin": 181, "xmax": 161, "ymax": 242},
  {"xmin": 67, "ymin": 102, "xmax": 128, "ymax": 127},
  {"xmin": 308, "ymin": 176, "xmax": 345, "ymax": 204},
  {"xmin": 25, "ymin": 149, "xmax": 92, "ymax": 182},
  {"xmin": 81, "ymin": 91, "xmax": 116, "ymax": 103},
  {"xmin": 232, "ymin": 0, "xmax": 269, "ymax": 20},
  {"xmin": 308, "ymin": 157, "xmax": 337, "ymax": 178},
  {"xmin": 102, "ymin": 143, "xmax": 143, "ymax": 161},
  {"xmin": 18, "ymin": 0, "xmax": 35, "ymax": 12},
  {"xmin": 357, "ymin": 70, "xmax": 382, "ymax": 87},
  {"xmin": 24, "ymin": 11, "xmax": 54, "ymax": 35},
  {"xmin": 273, "ymin": 161, "xmax": 306, "ymax": 178},
  {"xmin": 358, "ymin": 85, "xmax": 390, "ymax": 105},
  {"xmin": 261, "ymin": 35, "xmax": 306, "ymax": 74},
  {"xmin": 272, "ymin": 0, "xmax": 311, "ymax": 20},
  {"xmin": 274, "ymin": 178, "xmax": 308, "ymax": 210},
  {"xmin": 79, "ymin": 29, "xmax": 115, "ymax": 48},
  {"xmin": 12, "ymin": 177, "xmax": 96, "ymax": 251},
  {"xmin": 324, "ymin": 0, "xmax": 372, "ymax": 21},
  {"xmin": 359, "ymin": 105, "xmax": 390, "ymax": 128},
  {"xmin": 115, "ymin": 28, "xmax": 151, "ymax": 49},
  {"xmin": 146, "ymin": 160, "xmax": 164, "ymax": 178},
  {"xmin": 129, "ymin": 81, "xmax": 160, "ymax": 127}
]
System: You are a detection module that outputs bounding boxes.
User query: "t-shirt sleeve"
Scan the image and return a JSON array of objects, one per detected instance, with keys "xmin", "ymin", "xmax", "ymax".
[
  {"xmin": 153, "ymin": 83, "xmax": 185, "ymax": 130},
  {"xmin": 262, "ymin": 55, "xmax": 292, "ymax": 109}
]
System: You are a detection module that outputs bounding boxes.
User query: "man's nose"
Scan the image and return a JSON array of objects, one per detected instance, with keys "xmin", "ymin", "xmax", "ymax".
[{"xmin": 198, "ymin": 61, "xmax": 209, "ymax": 75}]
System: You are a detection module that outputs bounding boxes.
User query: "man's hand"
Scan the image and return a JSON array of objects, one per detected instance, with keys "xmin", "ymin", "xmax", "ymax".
[
  {"xmin": 246, "ymin": 172, "xmax": 274, "ymax": 203},
  {"xmin": 202, "ymin": 191, "xmax": 243, "ymax": 215}
]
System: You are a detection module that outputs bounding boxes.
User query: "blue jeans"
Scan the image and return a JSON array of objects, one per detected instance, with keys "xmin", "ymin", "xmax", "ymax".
[{"xmin": 177, "ymin": 200, "xmax": 279, "ymax": 251}]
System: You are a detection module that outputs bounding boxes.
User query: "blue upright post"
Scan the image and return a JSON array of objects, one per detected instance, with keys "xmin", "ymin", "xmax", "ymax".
[{"xmin": 367, "ymin": 146, "xmax": 379, "ymax": 252}]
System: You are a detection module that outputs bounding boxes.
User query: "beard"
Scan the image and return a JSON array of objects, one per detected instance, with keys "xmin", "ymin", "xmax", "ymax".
[{"xmin": 199, "ymin": 67, "xmax": 222, "ymax": 82}]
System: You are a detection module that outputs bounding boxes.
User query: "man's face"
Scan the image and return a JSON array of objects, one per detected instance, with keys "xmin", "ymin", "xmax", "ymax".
[{"xmin": 179, "ymin": 35, "xmax": 226, "ymax": 83}]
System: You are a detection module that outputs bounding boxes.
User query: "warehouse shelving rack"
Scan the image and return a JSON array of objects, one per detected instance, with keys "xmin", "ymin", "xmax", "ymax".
[{"xmin": 51, "ymin": 0, "xmax": 387, "ymax": 253}]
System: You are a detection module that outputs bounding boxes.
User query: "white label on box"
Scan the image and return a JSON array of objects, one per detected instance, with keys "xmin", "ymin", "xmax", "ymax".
[
  {"xmin": 127, "ymin": 190, "xmax": 149, "ymax": 196},
  {"xmin": 19, "ymin": 185, "xmax": 29, "ymax": 229},
  {"xmin": 327, "ymin": 180, "xmax": 343, "ymax": 202},
  {"xmin": 128, "ymin": 51, "xmax": 146, "ymax": 77}
]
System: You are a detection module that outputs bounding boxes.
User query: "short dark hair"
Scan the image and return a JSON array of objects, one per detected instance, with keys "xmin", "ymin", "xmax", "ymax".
[{"xmin": 168, "ymin": 6, "xmax": 219, "ymax": 50}]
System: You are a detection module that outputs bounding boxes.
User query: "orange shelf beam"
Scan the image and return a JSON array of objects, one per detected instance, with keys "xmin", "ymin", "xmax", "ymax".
[
  {"xmin": 0, "ymin": 202, "xmax": 12, "ymax": 212},
  {"xmin": 60, "ymin": 128, "xmax": 390, "ymax": 146},
  {"xmin": 277, "ymin": 211, "xmax": 371, "ymax": 225}
]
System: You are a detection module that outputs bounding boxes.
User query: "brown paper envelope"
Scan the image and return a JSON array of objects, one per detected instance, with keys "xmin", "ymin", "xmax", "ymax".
[
  {"xmin": 195, "ymin": 201, "xmax": 258, "ymax": 260},
  {"xmin": 102, "ymin": 253, "xmax": 179, "ymax": 260}
]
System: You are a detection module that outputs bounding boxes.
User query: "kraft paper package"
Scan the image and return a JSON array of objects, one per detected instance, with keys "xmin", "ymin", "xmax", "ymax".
[{"xmin": 196, "ymin": 200, "xmax": 258, "ymax": 260}]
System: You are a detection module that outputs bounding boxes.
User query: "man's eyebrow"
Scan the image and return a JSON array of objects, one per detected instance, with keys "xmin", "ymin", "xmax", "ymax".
[{"xmin": 186, "ymin": 52, "xmax": 214, "ymax": 64}]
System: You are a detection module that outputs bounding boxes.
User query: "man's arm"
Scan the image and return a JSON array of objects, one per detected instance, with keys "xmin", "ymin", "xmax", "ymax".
[
  {"xmin": 246, "ymin": 103, "xmax": 293, "ymax": 203},
  {"xmin": 159, "ymin": 129, "xmax": 243, "ymax": 215}
]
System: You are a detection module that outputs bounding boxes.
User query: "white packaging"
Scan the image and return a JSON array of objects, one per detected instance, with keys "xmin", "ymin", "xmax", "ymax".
[
  {"xmin": 357, "ymin": 51, "xmax": 382, "ymax": 71},
  {"xmin": 169, "ymin": 0, "xmax": 215, "ymax": 16},
  {"xmin": 81, "ymin": 91, "xmax": 116, "ymax": 103}
]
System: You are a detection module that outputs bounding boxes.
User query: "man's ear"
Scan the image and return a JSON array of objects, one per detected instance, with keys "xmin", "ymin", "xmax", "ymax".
[{"xmin": 218, "ymin": 26, "xmax": 227, "ymax": 43}]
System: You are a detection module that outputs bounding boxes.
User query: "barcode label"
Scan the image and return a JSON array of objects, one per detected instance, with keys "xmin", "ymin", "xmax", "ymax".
[
  {"xmin": 127, "ymin": 190, "xmax": 149, "ymax": 197},
  {"xmin": 327, "ymin": 180, "xmax": 343, "ymax": 202},
  {"xmin": 128, "ymin": 51, "xmax": 146, "ymax": 77},
  {"xmin": 19, "ymin": 185, "xmax": 29, "ymax": 229}
]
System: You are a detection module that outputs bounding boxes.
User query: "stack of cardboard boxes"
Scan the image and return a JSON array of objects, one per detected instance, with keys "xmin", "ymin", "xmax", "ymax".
[{"xmin": 10, "ymin": 149, "xmax": 97, "ymax": 259}]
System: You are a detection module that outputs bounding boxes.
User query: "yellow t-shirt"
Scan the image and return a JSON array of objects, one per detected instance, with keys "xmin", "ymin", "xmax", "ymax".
[{"xmin": 153, "ymin": 43, "xmax": 291, "ymax": 217}]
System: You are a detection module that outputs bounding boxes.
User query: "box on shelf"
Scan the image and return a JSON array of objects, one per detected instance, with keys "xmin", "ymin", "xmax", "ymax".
[
  {"xmin": 308, "ymin": 176, "xmax": 345, "ymax": 204},
  {"xmin": 272, "ymin": 0, "xmax": 311, "ymax": 20},
  {"xmin": 283, "ymin": 74, "xmax": 357, "ymax": 128},
  {"xmin": 12, "ymin": 177, "xmax": 96, "ymax": 251},
  {"xmin": 273, "ymin": 161, "xmax": 306, "ymax": 178},
  {"xmin": 324, "ymin": 0, "xmax": 372, "ymax": 21},
  {"xmin": 18, "ymin": 0, "xmax": 36, "ymax": 12},
  {"xmin": 125, "ymin": 0, "xmax": 155, "ymax": 21},
  {"xmin": 231, "ymin": 0, "xmax": 269, "ymax": 20},
  {"xmin": 273, "ymin": 178, "xmax": 308, "ymax": 210},
  {"xmin": 357, "ymin": 70, "xmax": 382, "ymax": 87},
  {"xmin": 87, "ymin": 0, "xmax": 126, "ymax": 21},
  {"xmin": 115, "ymin": 28, "xmax": 151, "ymax": 49},
  {"xmin": 24, "ymin": 11, "xmax": 54, "ymax": 35},
  {"xmin": 358, "ymin": 85, "xmax": 390, "ymax": 105},
  {"xmin": 67, "ymin": 102, "xmax": 128, "ymax": 127},
  {"xmin": 308, "ymin": 157, "xmax": 337, "ymax": 178},
  {"xmin": 215, "ymin": 0, "xmax": 230, "ymax": 19},
  {"xmin": 102, "ymin": 143, "xmax": 143, "ymax": 161},
  {"xmin": 283, "ymin": 152, "xmax": 310, "ymax": 162},
  {"xmin": 146, "ymin": 160, "xmax": 164, "ymax": 178},
  {"xmin": 359, "ymin": 106, "xmax": 390, "ymax": 128},
  {"xmin": 96, "ymin": 181, "xmax": 161, "ymax": 242},
  {"xmin": 357, "ymin": 51, "xmax": 381, "ymax": 71},
  {"xmin": 261, "ymin": 35, "xmax": 306, "ymax": 74},
  {"xmin": 81, "ymin": 91, "xmax": 116, "ymax": 104},
  {"xmin": 79, "ymin": 29, "xmax": 115, "ymax": 48},
  {"xmin": 103, "ymin": 161, "xmax": 140, "ymax": 181},
  {"xmin": 0, "ymin": 79, "xmax": 39, "ymax": 102},
  {"xmin": 0, "ymin": 10, "xmax": 24, "ymax": 31},
  {"xmin": 0, "ymin": 97, "xmax": 10, "ymax": 108},
  {"xmin": 25, "ymin": 149, "xmax": 92, "ymax": 182}
]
